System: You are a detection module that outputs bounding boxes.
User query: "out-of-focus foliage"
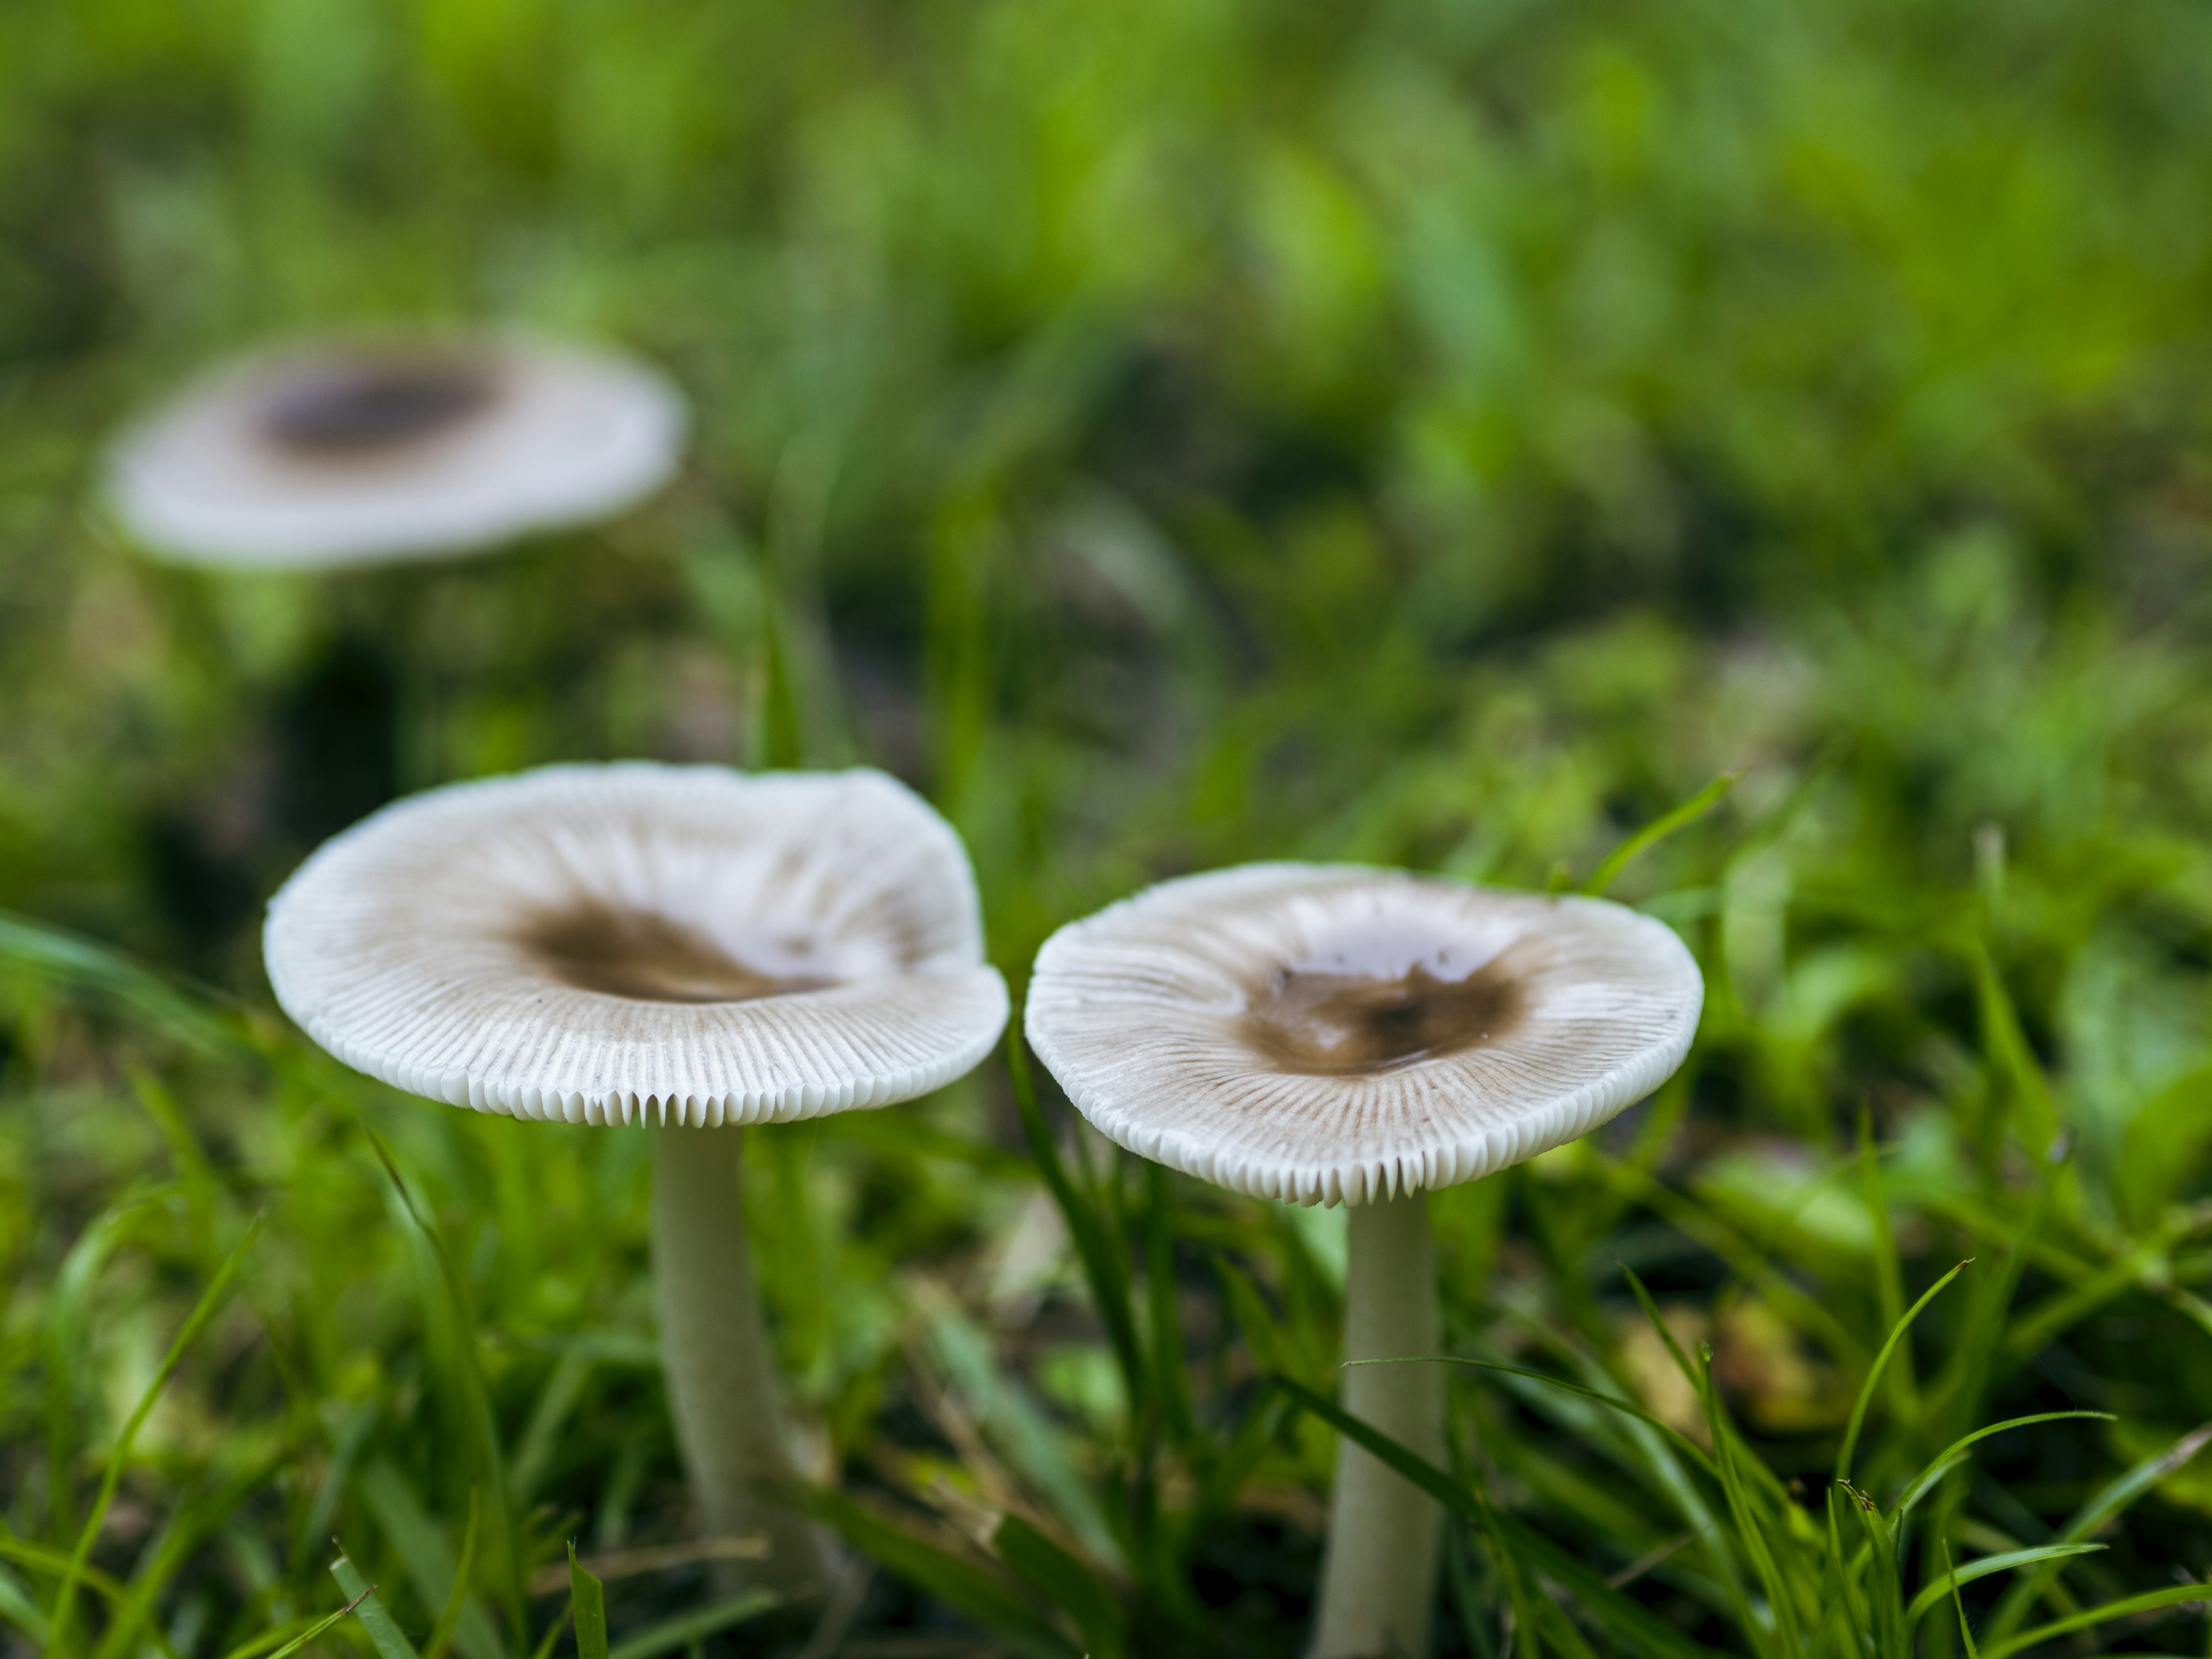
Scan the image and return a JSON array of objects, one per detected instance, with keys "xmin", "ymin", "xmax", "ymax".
[{"xmin": 7, "ymin": 0, "xmax": 2212, "ymax": 1653}]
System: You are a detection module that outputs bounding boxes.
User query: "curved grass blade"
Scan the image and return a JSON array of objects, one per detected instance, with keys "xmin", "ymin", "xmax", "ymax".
[
  {"xmin": 49, "ymin": 1212, "xmax": 266, "ymax": 1656},
  {"xmin": 1272, "ymin": 1378, "xmax": 1730, "ymax": 1659},
  {"xmin": 1979, "ymin": 1582, "xmax": 2212, "ymax": 1659},
  {"xmin": 1902, "ymin": 1544, "xmax": 2104, "ymax": 1628},
  {"xmin": 606, "ymin": 1591, "xmax": 779, "ymax": 1659},
  {"xmin": 220, "ymin": 1586, "xmax": 375, "ymax": 1659},
  {"xmin": 1347, "ymin": 1355, "xmax": 1721, "ymax": 1479},
  {"xmin": 1582, "ymin": 773, "xmax": 1741, "ymax": 898},
  {"xmin": 1891, "ymin": 1412, "xmax": 2113, "ymax": 1520},
  {"xmin": 1835, "ymin": 1260, "xmax": 1970, "ymax": 1487},
  {"xmin": 1980, "ymin": 1420, "xmax": 2212, "ymax": 1644}
]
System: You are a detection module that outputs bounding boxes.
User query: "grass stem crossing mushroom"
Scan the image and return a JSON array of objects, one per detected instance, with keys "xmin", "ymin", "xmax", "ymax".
[
  {"xmin": 265, "ymin": 763, "xmax": 1009, "ymax": 1591},
  {"xmin": 1024, "ymin": 862, "xmax": 1702, "ymax": 1658}
]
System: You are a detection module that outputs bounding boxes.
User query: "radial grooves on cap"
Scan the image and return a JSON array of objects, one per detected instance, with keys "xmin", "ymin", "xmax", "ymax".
[
  {"xmin": 265, "ymin": 763, "xmax": 1008, "ymax": 1123},
  {"xmin": 1024, "ymin": 862, "xmax": 1702, "ymax": 1206}
]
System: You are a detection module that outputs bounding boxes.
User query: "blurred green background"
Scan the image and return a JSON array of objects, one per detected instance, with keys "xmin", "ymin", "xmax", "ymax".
[{"xmin": 9, "ymin": 0, "xmax": 2212, "ymax": 1654}]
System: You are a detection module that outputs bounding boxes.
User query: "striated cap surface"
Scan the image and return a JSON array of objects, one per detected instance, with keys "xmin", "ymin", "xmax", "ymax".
[
  {"xmin": 1025, "ymin": 863, "xmax": 1702, "ymax": 1206},
  {"xmin": 266, "ymin": 763, "xmax": 1009, "ymax": 1124},
  {"xmin": 108, "ymin": 334, "xmax": 684, "ymax": 567}
]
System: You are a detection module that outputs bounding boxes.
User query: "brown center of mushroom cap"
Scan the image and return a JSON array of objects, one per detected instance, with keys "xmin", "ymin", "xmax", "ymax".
[
  {"xmin": 1240, "ymin": 957, "xmax": 1526, "ymax": 1077},
  {"xmin": 516, "ymin": 901, "xmax": 840, "ymax": 1005},
  {"xmin": 260, "ymin": 356, "xmax": 499, "ymax": 457}
]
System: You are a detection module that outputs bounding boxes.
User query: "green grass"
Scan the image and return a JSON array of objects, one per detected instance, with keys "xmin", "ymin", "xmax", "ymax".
[{"xmin": 10, "ymin": 0, "xmax": 2212, "ymax": 1652}]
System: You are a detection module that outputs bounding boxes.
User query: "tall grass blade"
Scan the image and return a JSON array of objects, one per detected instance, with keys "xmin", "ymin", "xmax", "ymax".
[
  {"xmin": 49, "ymin": 1211, "xmax": 264, "ymax": 1657},
  {"xmin": 421, "ymin": 1486, "xmax": 478, "ymax": 1659},
  {"xmin": 1835, "ymin": 1260, "xmax": 1971, "ymax": 1488},
  {"xmin": 567, "ymin": 1543, "xmax": 608, "ymax": 1659},
  {"xmin": 1004, "ymin": 1031, "xmax": 1146, "ymax": 1414},
  {"xmin": 365, "ymin": 1131, "xmax": 525, "ymax": 1637}
]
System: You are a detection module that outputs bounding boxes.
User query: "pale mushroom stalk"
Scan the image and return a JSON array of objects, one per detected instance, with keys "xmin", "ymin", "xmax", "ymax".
[
  {"xmin": 266, "ymin": 763, "xmax": 1009, "ymax": 1594},
  {"xmin": 1311, "ymin": 1191, "xmax": 1444, "ymax": 1659},
  {"xmin": 651, "ymin": 1123, "xmax": 825, "ymax": 1583},
  {"xmin": 1024, "ymin": 862, "xmax": 1703, "ymax": 1659}
]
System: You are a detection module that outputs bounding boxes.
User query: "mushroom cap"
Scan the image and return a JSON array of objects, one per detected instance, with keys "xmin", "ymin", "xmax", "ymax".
[
  {"xmin": 265, "ymin": 764, "xmax": 1009, "ymax": 1125},
  {"xmin": 107, "ymin": 334, "xmax": 685, "ymax": 569},
  {"xmin": 1024, "ymin": 863, "xmax": 1702, "ymax": 1206}
]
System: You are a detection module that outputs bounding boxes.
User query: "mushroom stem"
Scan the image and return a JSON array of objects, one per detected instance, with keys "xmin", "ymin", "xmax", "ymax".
[
  {"xmin": 650, "ymin": 1123, "xmax": 829, "ymax": 1592},
  {"xmin": 1309, "ymin": 1191, "xmax": 1444, "ymax": 1659}
]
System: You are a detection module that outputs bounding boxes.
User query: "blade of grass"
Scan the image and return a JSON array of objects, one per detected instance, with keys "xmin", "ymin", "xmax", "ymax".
[
  {"xmin": 1944, "ymin": 1540, "xmax": 1981, "ymax": 1659},
  {"xmin": 1980, "ymin": 1421, "xmax": 2212, "ymax": 1643},
  {"xmin": 221, "ymin": 1586, "xmax": 375, "ymax": 1659},
  {"xmin": 49, "ymin": 1211, "xmax": 264, "ymax": 1657},
  {"xmin": 1005, "ymin": 1032, "xmax": 1145, "ymax": 1416},
  {"xmin": 992, "ymin": 1514, "xmax": 1126, "ymax": 1659},
  {"xmin": 358, "ymin": 1461, "xmax": 502, "ymax": 1659},
  {"xmin": 1836, "ymin": 1260, "xmax": 1971, "ymax": 1488},
  {"xmin": 1144, "ymin": 1163, "xmax": 1196, "ymax": 1448},
  {"xmin": 1582, "ymin": 772, "xmax": 1740, "ymax": 897},
  {"xmin": 569, "ymin": 1543, "xmax": 607, "ymax": 1659},
  {"xmin": 1857, "ymin": 1111, "xmax": 1915, "ymax": 1423},
  {"xmin": 1349, "ymin": 1356, "xmax": 1721, "ymax": 1480},
  {"xmin": 365, "ymin": 1131, "xmax": 524, "ymax": 1637},
  {"xmin": 1891, "ymin": 1413, "xmax": 2113, "ymax": 1520},
  {"xmin": 0, "ymin": 912, "xmax": 250, "ymax": 1059},
  {"xmin": 1903, "ymin": 1545, "xmax": 2104, "ymax": 1627},
  {"xmin": 1274, "ymin": 1378, "xmax": 1730, "ymax": 1659},
  {"xmin": 795, "ymin": 1486, "xmax": 1080, "ymax": 1659},
  {"xmin": 1980, "ymin": 1583, "xmax": 2212, "ymax": 1659},
  {"xmin": 607, "ymin": 1592, "xmax": 779, "ymax": 1659},
  {"xmin": 330, "ymin": 1550, "xmax": 419, "ymax": 1659},
  {"xmin": 421, "ymin": 1487, "xmax": 479, "ymax": 1659}
]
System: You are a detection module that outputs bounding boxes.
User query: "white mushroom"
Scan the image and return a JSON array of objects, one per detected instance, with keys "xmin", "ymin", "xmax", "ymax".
[
  {"xmin": 107, "ymin": 333, "xmax": 685, "ymax": 569},
  {"xmin": 266, "ymin": 762, "xmax": 1010, "ymax": 1589},
  {"xmin": 1024, "ymin": 862, "xmax": 1702, "ymax": 1659}
]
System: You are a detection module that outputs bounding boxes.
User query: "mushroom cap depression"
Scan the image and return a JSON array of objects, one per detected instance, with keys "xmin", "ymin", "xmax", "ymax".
[
  {"xmin": 107, "ymin": 334, "xmax": 685, "ymax": 568},
  {"xmin": 266, "ymin": 764, "xmax": 1010, "ymax": 1124},
  {"xmin": 1025, "ymin": 863, "xmax": 1702, "ymax": 1206}
]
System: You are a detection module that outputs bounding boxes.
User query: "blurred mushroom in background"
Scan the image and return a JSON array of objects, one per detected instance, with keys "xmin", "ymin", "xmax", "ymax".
[
  {"xmin": 107, "ymin": 332, "xmax": 685, "ymax": 568},
  {"xmin": 1025, "ymin": 862, "xmax": 1703, "ymax": 1659}
]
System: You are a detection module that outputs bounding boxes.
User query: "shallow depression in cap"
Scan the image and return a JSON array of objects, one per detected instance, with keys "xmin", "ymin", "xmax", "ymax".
[
  {"xmin": 1238, "ymin": 955, "xmax": 1528, "ymax": 1077},
  {"xmin": 259, "ymin": 355, "xmax": 501, "ymax": 459},
  {"xmin": 516, "ymin": 900, "xmax": 841, "ymax": 1005}
]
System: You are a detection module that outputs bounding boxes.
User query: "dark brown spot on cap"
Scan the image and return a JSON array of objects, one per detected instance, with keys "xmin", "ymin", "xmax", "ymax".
[
  {"xmin": 1240, "ymin": 956, "xmax": 1527, "ymax": 1077},
  {"xmin": 517, "ymin": 901, "xmax": 837, "ymax": 1005},
  {"xmin": 261, "ymin": 355, "xmax": 498, "ymax": 457}
]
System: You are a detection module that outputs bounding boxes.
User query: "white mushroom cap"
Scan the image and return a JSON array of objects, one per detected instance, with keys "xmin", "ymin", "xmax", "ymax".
[
  {"xmin": 1024, "ymin": 863, "xmax": 1702, "ymax": 1207},
  {"xmin": 265, "ymin": 764, "xmax": 1009, "ymax": 1125},
  {"xmin": 107, "ymin": 333, "xmax": 685, "ymax": 569}
]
